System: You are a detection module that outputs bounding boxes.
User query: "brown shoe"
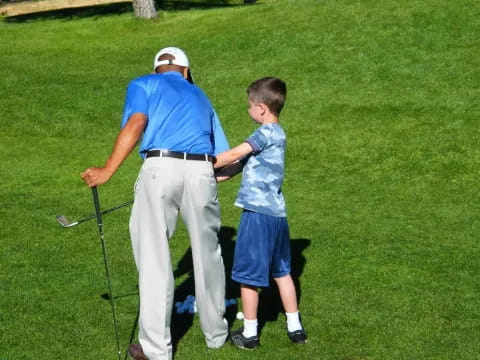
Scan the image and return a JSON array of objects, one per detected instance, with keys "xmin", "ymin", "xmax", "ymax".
[{"xmin": 128, "ymin": 344, "xmax": 149, "ymax": 360}]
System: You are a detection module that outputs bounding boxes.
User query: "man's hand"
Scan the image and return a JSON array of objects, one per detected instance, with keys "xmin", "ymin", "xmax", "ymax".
[
  {"xmin": 214, "ymin": 161, "xmax": 244, "ymax": 183},
  {"xmin": 81, "ymin": 167, "xmax": 114, "ymax": 188}
]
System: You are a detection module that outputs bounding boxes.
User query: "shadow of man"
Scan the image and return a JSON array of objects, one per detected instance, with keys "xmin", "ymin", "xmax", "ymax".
[
  {"xmin": 170, "ymin": 226, "xmax": 238, "ymax": 355},
  {"xmin": 169, "ymin": 229, "xmax": 309, "ymax": 354},
  {"xmin": 218, "ymin": 226, "xmax": 240, "ymax": 324}
]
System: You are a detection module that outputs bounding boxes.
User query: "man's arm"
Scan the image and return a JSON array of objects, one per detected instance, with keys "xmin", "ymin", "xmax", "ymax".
[
  {"xmin": 215, "ymin": 161, "xmax": 244, "ymax": 182},
  {"xmin": 214, "ymin": 142, "xmax": 253, "ymax": 169},
  {"xmin": 211, "ymin": 109, "xmax": 230, "ymax": 155},
  {"xmin": 81, "ymin": 113, "xmax": 147, "ymax": 187}
]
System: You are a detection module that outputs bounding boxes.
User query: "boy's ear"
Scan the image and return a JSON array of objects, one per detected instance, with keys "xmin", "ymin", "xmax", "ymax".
[{"xmin": 259, "ymin": 103, "xmax": 268, "ymax": 115}]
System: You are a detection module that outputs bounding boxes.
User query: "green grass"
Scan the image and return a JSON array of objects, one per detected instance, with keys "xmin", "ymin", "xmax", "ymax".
[{"xmin": 1, "ymin": 0, "xmax": 479, "ymax": 359}]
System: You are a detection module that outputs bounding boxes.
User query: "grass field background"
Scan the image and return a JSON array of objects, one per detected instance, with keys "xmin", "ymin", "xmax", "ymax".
[{"xmin": 1, "ymin": 0, "xmax": 479, "ymax": 359}]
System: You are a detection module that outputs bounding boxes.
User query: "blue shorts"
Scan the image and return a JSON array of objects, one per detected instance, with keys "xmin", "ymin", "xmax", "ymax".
[{"xmin": 231, "ymin": 210, "xmax": 291, "ymax": 287}]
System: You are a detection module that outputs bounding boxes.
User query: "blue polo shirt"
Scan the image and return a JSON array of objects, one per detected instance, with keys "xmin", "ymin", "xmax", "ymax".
[{"xmin": 121, "ymin": 71, "xmax": 229, "ymax": 157}]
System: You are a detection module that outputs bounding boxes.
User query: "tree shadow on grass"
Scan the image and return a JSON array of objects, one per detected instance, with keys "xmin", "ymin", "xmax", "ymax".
[
  {"xmin": 156, "ymin": 0, "xmax": 256, "ymax": 10},
  {"xmin": 3, "ymin": 0, "xmax": 257, "ymax": 23},
  {"xmin": 3, "ymin": 2, "xmax": 134, "ymax": 22}
]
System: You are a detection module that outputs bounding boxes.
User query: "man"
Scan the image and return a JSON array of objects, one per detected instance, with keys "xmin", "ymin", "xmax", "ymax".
[{"xmin": 81, "ymin": 47, "xmax": 229, "ymax": 360}]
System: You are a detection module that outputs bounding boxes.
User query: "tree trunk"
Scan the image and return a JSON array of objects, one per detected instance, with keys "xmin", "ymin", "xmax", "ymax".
[{"xmin": 132, "ymin": 0, "xmax": 157, "ymax": 19}]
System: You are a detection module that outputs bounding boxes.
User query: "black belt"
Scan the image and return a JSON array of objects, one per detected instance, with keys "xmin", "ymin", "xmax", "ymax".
[{"xmin": 145, "ymin": 150, "xmax": 214, "ymax": 162}]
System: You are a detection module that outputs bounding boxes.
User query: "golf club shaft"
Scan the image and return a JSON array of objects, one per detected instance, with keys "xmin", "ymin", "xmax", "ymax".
[
  {"xmin": 92, "ymin": 187, "xmax": 122, "ymax": 360},
  {"xmin": 76, "ymin": 200, "xmax": 133, "ymax": 226}
]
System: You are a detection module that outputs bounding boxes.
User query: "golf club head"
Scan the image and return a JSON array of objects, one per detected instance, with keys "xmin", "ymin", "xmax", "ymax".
[{"xmin": 56, "ymin": 215, "xmax": 78, "ymax": 228}]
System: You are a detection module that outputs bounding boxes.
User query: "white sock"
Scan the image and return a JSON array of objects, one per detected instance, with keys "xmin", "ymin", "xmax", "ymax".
[
  {"xmin": 286, "ymin": 311, "xmax": 302, "ymax": 332},
  {"xmin": 242, "ymin": 318, "xmax": 258, "ymax": 338}
]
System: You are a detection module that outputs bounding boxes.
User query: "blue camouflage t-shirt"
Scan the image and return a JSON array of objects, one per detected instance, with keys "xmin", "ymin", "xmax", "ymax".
[{"xmin": 235, "ymin": 123, "xmax": 286, "ymax": 217}]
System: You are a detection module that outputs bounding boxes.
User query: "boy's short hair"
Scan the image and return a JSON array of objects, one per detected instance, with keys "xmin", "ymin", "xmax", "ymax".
[{"xmin": 247, "ymin": 77, "xmax": 287, "ymax": 117}]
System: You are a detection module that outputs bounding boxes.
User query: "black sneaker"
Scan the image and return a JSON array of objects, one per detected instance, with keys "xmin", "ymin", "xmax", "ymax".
[
  {"xmin": 287, "ymin": 328, "xmax": 307, "ymax": 344},
  {"xmin": 230, "ymin": 327, "xmax": 259, "ymax": 350}
]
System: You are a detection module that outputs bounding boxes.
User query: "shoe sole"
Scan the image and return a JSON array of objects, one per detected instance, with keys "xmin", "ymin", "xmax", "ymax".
[
  {"xmin": 230, "ymin": 337, "xmax": 259, "ymax": 350},
  {"xmin": 292, "ymin": 340, "xmax": 307, "ymax": 344},
  {"xmin": 231, "ymin": 342, "xmax": 258, "ymax": 350}
]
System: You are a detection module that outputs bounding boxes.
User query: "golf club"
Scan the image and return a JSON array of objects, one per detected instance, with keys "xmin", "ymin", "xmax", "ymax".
[
  {"xmin": 56, "ymin": 200, "xmax": 133, "ymax": 228},
  {"xmin": 92, "ymin": 186, "xmax": 122, "ymax": 360}
]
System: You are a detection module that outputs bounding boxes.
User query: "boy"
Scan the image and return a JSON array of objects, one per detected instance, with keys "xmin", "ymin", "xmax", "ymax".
[{"xmin": 214, "ymin": 77, "xmax": 307, "ymax": 349}]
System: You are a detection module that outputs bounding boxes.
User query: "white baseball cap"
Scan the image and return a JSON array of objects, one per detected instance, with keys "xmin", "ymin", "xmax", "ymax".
[
  {"xmin": 153, "ymin": 47, "xmax": 189, "ymax": 69},
  {"xmin": 153, "ymin": 46, "xmax": 194, "ymax": 83}
]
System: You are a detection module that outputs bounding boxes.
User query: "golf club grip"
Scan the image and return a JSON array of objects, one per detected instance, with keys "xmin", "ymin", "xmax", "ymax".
[{"xmin": 92, "ymin": 186, "xmax": 103, "ymax": 227}]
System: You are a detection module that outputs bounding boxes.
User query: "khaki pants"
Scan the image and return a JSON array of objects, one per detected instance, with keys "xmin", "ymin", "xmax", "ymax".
[{"xmin": 129, "ymin": 157, "xmax": 228, "ymax": 360}]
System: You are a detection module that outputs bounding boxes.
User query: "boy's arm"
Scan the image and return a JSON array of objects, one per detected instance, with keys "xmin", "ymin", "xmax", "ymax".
[{"xmin": 214, "ymin": 142, "xmax": 253, "ymax": 169}]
